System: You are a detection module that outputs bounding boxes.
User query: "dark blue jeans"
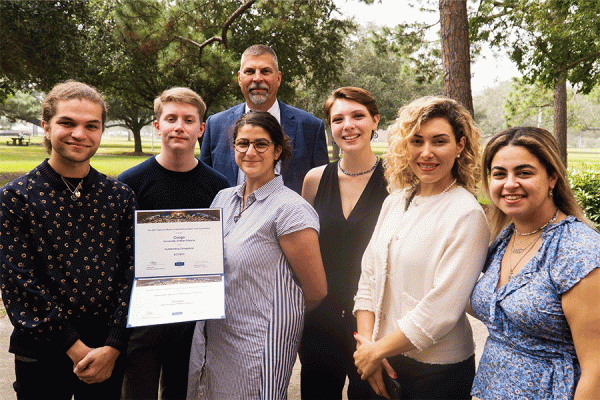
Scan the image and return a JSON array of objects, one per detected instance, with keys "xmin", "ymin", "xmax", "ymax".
[{"xmin": 13, "ymin": 353, "xmax": 125, "ymax": 400}]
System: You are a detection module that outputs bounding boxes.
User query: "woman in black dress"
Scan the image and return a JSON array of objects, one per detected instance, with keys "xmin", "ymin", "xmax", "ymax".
[{"xmin": 300, "ymin": 87, "xmax": 388, "ymax": 399}]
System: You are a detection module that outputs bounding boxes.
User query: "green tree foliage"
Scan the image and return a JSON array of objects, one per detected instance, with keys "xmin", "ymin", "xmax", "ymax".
[
  {"xmin": 503, "ymin": 79, "xmax": 554, "ymax": 128},
  {"xmin": 0, "ymin": 91, "xmax": 43, "ymax": 127},
  {"xmin": 475, "ymin": 78, "xmax": 600, "ymax": 147},
  {"xmin": 108, "ymin": 0, "xmax": 353, "ymax": 112},
  {"xmin": 106, "ymin": 97, "xmax": 154, "ymax": 154},
  {"xmin": 295, "ymin": 24, "xmax": 443, "ymax": 159},
  {"xmin": 473, "ymin": 80, "xmax": 513, "ymax": 137},
  {"xmin": 1, "ymin": 0, "xmax": 353, "ymax": 154},
  {"xmin": 470, "ymin": 0, "xmax": 600, "ymax": 162},
  {"xmin": 0, "ymin": 0, "xmax": 94, "ymax": 99},
  {"xmin": 471, "ymin": 0, "xmax": 600, "ymax": 94},
  {"xmin": 340, "ymin": 27, "xmax": 442, "ymax": 127}
]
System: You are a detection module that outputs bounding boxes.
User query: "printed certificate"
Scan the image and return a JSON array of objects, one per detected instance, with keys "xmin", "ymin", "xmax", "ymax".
[{"xmin": 127, "ymin": 209, "xmax": 225, "ymax": 327}]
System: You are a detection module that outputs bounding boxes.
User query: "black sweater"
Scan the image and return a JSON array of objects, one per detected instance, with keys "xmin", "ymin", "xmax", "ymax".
[{"xmin": 0, "ymin": 160, "xmax": 135, "ymax": 358}]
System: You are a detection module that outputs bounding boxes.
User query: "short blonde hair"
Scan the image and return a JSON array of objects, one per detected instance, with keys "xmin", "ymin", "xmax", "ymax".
[
  {"xmin": 154, "ymin": 87, "xmax": 206, "ymax": 120},
  {"xmin": 385, "ymin": 96, "xmax": 482, "ymax": 194}
]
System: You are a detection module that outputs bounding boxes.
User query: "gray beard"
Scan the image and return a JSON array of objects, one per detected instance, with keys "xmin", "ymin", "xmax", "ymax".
[{"xmin": 248, "ymin": 92, "xmax": 268, "ymax": 105}]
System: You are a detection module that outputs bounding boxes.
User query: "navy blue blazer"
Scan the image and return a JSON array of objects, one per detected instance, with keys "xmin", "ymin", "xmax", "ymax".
[{"xmin": 200, "ymin": 100, "xmax": 329, "ymax": 194}]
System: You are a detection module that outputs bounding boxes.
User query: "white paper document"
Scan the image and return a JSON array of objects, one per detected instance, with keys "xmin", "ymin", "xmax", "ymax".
[{"xmin": 127, "ymin": 209, "xmax": 225, "ymax": 327}]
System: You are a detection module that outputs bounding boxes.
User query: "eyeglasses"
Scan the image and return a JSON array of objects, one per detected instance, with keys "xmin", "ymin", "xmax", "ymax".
[{"xmin": 233, "ymin": 139, "xmax": 274, "ymax": 153}]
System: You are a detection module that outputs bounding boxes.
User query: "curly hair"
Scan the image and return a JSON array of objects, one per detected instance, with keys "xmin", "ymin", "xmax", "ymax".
[
  {"xmin": 482, "ymin": 126, "xmax": 593, "ymax": 238},
  {"xmin": 385, "ymin": 96, "xmax": 482, "ymax": 194}
]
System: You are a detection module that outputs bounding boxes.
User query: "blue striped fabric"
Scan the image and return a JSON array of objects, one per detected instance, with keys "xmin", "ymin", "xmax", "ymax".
[{"xmin": 188, "ymin": 176, "xmax": 318, "ymax": 399}]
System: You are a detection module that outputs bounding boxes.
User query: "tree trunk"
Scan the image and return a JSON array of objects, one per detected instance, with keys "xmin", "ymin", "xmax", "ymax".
[
  {"xmin": 439, "ymin": 0, "xmax": 473, "ymax": 115},
  {"xmin": 553, "ymin": 78, "xmax": 568, "ymax": 166},
  {"xmin": 328, "ymin": 129, "xmax": 340, "ymax": 161},
  {"xmin": 132, "ymin": 125, "xmax": 143, "ymax": 154}
]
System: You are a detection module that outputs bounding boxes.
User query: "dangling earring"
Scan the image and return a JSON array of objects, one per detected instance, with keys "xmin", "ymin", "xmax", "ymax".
[
  {"xmin": 549, "ymin": 188, "xmax": 553, "ymax": 198},
  {"xmin": 371, "ymin": 130, "xmax": 378, "ymax": 140}
]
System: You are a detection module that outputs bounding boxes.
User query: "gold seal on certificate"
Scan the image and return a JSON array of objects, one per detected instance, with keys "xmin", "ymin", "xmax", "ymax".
[{"xmin": 127, "ymin": 209, "xmax": 225, "ymax": 327}]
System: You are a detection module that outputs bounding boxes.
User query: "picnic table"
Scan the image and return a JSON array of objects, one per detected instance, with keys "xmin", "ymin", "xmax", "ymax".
[{"xmin": 6, "ymin": 136, "xmax": 30, "ymax": 146}]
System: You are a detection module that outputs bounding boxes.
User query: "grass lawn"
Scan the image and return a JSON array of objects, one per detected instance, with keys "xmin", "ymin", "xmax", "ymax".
[
  {"xmin": 0, "ymin": 136, "xmax": 172, "ymax": 185},
  {"xmin": 567, "ymin": 148, "xmax": 600, "ymax": 169},
  {"xmin": 1, "ymin": 136, "xmax": 600, "ymax": 186}
]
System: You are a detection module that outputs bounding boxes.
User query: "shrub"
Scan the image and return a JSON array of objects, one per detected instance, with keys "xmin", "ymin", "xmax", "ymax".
[{"xmin": 569, "ymin": 167, "xmax": 600, "ymax": 228}]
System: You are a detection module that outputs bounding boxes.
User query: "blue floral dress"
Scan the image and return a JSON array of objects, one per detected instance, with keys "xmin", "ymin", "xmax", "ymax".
[{"xmin": 471, "ymin": 216, "xmax": 600, "ymax": 399}]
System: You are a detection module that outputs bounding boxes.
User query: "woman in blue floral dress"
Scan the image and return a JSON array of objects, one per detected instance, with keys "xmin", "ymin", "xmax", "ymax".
[{"xmin": 470, "ymin": 127, "xmax": 600, "ymax": 399}]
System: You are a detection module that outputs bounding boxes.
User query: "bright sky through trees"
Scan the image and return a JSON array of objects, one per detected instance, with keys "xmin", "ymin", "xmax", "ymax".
[{"xmin": 334, "ymin": 0, "xmax": 521, "ymax": 93}]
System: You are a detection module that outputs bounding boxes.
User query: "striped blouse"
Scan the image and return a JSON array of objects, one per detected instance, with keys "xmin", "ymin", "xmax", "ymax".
[{"xmin": 189, "ymin": 176, "xmax": 319, "ymax": 399}]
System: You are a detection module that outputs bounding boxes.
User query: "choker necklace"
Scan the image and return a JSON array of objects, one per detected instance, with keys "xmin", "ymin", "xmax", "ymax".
[
  {"xmin": 338, "ymin": 156, "xmax": 379, "ymax": 176},
  {"xmin": 61, "ymin": 176, "xmax": 84, "ymax": 201},
  {"xmin": 514, "ymin": 209, "xmax": 559, "ymax": 236}
]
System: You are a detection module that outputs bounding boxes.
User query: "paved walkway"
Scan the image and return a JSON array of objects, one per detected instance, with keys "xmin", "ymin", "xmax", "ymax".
[
  {"xmin": 1, "ymin": 316, "xmax": 15, "ymax": 399},
  {"xmin": 1, "ymin": 315, "xmax": 487, "ymax": 400}
]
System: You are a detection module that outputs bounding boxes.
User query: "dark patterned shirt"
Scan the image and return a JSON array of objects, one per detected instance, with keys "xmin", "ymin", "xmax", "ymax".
[{"xmin": 0, "ymin": 160, "xmax": 135, "ymax": 359}]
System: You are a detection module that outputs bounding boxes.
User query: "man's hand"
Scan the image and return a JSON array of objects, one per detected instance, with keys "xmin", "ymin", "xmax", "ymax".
[
  {"xmin": 73, "ymin": 346, "xmax": 121, "ymax": 384},
  {"xmin": 66, "ymin": 340, "xmax": 92, "ymax": 367}
]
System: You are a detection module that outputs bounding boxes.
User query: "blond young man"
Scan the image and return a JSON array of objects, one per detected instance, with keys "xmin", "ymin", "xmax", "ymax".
[{"xmin": 118, "ymin": 87, "xmax": 228, "ymax": 400}]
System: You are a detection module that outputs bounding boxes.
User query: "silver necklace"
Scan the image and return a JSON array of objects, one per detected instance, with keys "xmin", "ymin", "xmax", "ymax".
[
  {"xmin": 338, "ymin": 156, "xmax": 379, "ymax": 176},
  {"xmin": 512, "ymin": 230, "xmax": 542, "ymax": 253},
  {"xmin": 508, "ymin": 233, "xmax": 541, "ymax": 280},
  {"xmin": 61, "ymin": 176, "xmax": 83, "ymax": 201},
  {"xmin": 514, "ymin": 209, "xmax": 559, "ymax": 236}
]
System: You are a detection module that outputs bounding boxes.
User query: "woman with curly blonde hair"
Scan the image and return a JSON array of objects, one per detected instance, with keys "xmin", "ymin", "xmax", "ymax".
[{"xmin": 353, "ymin": 96, "xmax": 490, "ymax": 399}]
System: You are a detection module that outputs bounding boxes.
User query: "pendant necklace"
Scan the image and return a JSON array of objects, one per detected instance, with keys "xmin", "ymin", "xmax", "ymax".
[
  {"xmin": 512, "ymin": 231, "xmax": 542, "ymax": 253},
  {"xmin": 234, "ymin": 195, "xmax": 255, "ymax": 222},
  {"xmin": 338, "ymin": 156, "xmax": 379, "ymax": 176},
  {"xmin": 61, "ymin": 176, "xmax": 84, "ymax": 201},
  {"xmin": 508, "ymin": 233, "xmax": 541, "ymax": 280}
]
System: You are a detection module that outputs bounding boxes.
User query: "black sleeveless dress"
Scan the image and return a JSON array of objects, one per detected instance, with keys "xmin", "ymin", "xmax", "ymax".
[{"xmin": 300, "ymin": 160, "xmax": 388, "ymax": 400}]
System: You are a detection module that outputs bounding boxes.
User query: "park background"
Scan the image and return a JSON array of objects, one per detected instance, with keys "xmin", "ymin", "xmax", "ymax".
[{"xmin": 1, "ymin": 0, "xmax": 600, "ymax": 399}]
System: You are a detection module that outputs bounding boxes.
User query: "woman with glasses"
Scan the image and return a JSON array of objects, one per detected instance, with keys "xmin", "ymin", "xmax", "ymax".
[
  {"xmin": 189, "ymin": 111, "xmax": 327, "ymax": 400},
  {"xmin": 353, "ymin": 96, "xmax": 489, "ymax": 399},
  {"xmin": 299, "ymin": 87, "xmax": 388, "ymax": 400}
]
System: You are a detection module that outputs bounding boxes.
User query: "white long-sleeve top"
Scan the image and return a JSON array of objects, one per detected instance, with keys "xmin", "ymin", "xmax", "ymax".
[{"xmin": 353, "ymin": 186, "xmax": 490, "ymax": 364}]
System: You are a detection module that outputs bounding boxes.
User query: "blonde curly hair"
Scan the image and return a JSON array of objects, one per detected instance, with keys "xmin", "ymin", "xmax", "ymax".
[{"xmin": 385, "ymin": 96, "xmax": 482, "ymax": 194}]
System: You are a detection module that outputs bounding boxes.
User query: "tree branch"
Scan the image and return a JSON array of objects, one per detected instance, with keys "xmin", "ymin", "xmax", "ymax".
[
  {"xmin": 558, "ymin": 51, "xmax": 600, "ymax": 73},
  {"xmin": 175, "ymin": 0, "xmax": 257, "ymax": 58}
]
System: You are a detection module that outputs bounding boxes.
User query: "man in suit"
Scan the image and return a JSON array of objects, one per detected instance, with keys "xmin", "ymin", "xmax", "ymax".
[{"xmin": 200, "ymin": 44, "xmax": 329, "ymax": 194}]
